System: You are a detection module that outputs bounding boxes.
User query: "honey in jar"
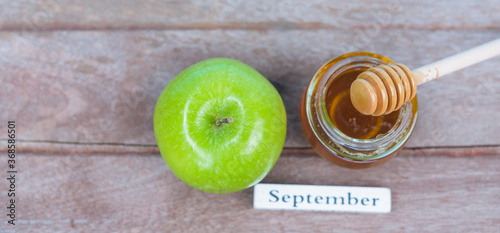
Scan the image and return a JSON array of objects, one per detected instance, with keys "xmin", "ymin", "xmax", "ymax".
[
  {"xmin": 324, "ymin": 69, "xmax": 400, "ymax": 140},
  {"xmin": 300, "ymin": 52, "xmax": 418, "ymax": 169}
]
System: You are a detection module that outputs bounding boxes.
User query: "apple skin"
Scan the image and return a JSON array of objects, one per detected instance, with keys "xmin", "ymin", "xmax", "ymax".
[{"xmin": 154, "ymin": 58, "xmax": 287, "ymax": 193}]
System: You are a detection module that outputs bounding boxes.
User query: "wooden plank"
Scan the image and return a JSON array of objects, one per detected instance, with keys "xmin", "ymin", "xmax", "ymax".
[
  {"xmin": 1, "ymin": 0, "xmax": 500, "ymax": 30},
  {"xmin": 8, "ymin": 152, "xmax": 500, "ymax": 232},
  {"xmin": 1, "ymin": 30, "xmax": 500, "ymax": 148},
  {"xmin": 8, "ymin": 140, "xmax": 500, "ymax": 157}
]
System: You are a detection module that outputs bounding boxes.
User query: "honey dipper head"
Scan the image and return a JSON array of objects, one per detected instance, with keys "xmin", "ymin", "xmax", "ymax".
[
  {"xmin": 350, "ymin": 75, "xmax": 379, "ymax": 116},
  {"xmin": 350, "ymin": 63, "xmax": 416, "ymax": 116}
]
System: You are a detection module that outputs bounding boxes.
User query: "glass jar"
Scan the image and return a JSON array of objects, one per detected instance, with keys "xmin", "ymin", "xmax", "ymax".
[{"xmin": 300, "ymin": 52, "xmax": 418, "ymax": 169}]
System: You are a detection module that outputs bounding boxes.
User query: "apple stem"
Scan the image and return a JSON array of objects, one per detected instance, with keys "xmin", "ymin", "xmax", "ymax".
[{"xmin": 216, "ymin": 117, "xmax": 233, "ymax": 126}]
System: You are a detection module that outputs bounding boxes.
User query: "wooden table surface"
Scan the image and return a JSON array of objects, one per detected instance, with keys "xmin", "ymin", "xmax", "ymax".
[{"xmin": 1, "ymin": 0, "xmax": 500, "ymax": 232}]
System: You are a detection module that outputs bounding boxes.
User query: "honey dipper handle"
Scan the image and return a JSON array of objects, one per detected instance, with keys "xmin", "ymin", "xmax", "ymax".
[{"xmin": 412, "ymin": 38, "xmax": 500, "ymax": 85}]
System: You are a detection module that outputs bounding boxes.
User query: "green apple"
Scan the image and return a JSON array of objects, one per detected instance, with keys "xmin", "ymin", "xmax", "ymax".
[{"xmin": 154, "ymin": 58, "xmax": 287, "ymax": 193}]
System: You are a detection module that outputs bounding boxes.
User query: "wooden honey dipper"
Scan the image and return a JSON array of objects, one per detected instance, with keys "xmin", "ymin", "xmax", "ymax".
[{"xmin": 350, "ymin": 38, "xmax": 500, "ymax": 116}]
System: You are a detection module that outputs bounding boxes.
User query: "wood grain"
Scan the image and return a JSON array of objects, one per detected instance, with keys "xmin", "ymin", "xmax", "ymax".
[
  {"xmin": 9, "ymin": 140, "xmax": 500, "ymax": 157},
  {"xmin": 1, "ymin": 0, "xmax": 500, "ymax": 31},
  {"xmin": 2, "ymin": 30, "xmax": 499, "ymax": 148},
  {"xmin": 1, "ymin": 1, "xmax": 499, "ymax": 233},
  {"xmin": 6, "ymin": 152, "xmax": 500, "ymax": 232}
]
